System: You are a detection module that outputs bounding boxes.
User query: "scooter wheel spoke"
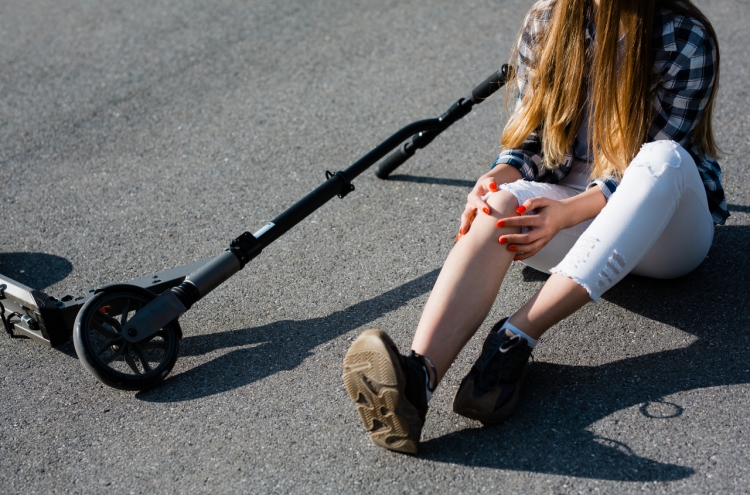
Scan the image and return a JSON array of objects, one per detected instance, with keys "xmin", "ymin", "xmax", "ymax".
[
  {"xmin": 119, "ymin": 298, "xmax": 131, "ymax": 326},
  {"xmin": 91, "ymin": 317, "xmax": 121, "ymax": 339},
  {"xmin": 124, "ymin": 348, "xmax": 142, "ymax": 375},
  {"xmin": 96, "ymin": 338, "xmax": 122, "ymax": 356},
  {"xmin": 102, "ymin": 344, "xmax": 126, "ymax": 364},
  {"xmin": 131, "ymin": 345, "xmax": 153, "ymax": 373}
]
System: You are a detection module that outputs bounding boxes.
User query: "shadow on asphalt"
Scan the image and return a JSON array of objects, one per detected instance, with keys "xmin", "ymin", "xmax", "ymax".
[
  {"xmin": 385, "ymin": 174, "xmax": 475, "ymax": 188},
  {"xmin": 0, "ymin": 252, "xmax": 73, "ymax": 290},
  {"xmin": 136, "ymin": 225, "xmax": 748, "ymax": 482},
  {"xmin": 421, "ymin": 225, "xmax": 749, "ymax": 480},
  {"xmin": 0, "ymin": 252, "xmax": 74, "ymax": 344},
  {"xmin": 135, "ymin": 268, "xmax": 441, "ymax": 401}
]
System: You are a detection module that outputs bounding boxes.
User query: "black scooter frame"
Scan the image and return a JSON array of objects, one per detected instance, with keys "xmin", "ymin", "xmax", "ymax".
[{"xmin": 2, "ymin": 67, "xmax": 508, "ymax": 388}]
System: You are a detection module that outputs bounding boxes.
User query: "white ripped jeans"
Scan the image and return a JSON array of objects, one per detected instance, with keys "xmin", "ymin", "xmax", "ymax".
[{"xmin": 496, "ymin": 140, "xmax": 714, "ymax": 301}]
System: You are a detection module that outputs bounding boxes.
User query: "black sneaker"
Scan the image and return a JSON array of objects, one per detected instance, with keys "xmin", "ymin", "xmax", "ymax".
[
  {"xmin": 342, "ymin": 329, "xmax": 430, "ymax": 454},
  {"xmin": 452, "ymin": 318, "xmax": 532, "ymax": 425}
]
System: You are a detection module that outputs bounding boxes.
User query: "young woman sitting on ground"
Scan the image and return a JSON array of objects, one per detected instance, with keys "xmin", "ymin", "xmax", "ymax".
[{"xmin": 342, "ymin": 0, "xmax": 726, "ymax": 454}]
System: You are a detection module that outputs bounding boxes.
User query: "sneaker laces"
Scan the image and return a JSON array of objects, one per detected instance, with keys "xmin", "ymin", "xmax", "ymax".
[{"xmin": 474, "ymin": 330, "xmax": 531, "ymax": 391}]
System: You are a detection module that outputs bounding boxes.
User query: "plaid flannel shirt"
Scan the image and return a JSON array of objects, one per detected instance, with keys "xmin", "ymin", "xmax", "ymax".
[{"xmin": 492, "ymin": 0, "xmax": 728, "ymax": 224}]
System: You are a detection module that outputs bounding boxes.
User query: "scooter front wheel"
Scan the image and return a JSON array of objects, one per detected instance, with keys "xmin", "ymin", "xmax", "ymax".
[{"xmin": 73, "ymin": 285, "xmax": 181, "ymax": 390}]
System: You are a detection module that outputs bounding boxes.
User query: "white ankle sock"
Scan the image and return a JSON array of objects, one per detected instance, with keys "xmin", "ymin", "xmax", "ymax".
[{"xmin": 501, "ymin": 316, "xmax": 538, "ymax": 348}]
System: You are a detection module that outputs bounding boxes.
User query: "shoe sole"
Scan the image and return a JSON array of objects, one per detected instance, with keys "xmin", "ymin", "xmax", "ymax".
[
  {"xmin": 452, "ymin": 364, "xmax": 529, "ymax": 425},
  {"xmin": 342, "ymin": 329, "xmax": 419, "ymax": 454}
]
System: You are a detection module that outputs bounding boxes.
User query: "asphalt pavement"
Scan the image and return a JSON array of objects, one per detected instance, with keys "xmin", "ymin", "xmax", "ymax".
[{"xmin": 1, "ymin": 0, "xmax": 749, "ymax": 493}]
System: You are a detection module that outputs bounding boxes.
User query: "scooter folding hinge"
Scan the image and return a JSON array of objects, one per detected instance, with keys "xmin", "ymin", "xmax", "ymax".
[
  {"xmin": 229, "ymin": 231, "xmax": 263, "ymax": 268},
  {"xmin": 325, "ymin": 170, "xmax": 355, "ymax": 198}
]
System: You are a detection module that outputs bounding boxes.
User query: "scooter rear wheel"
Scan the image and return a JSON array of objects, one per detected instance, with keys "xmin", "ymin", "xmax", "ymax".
[{"xmin": 73, "ymin": 286, "xmax": 181, "ymax": 390}]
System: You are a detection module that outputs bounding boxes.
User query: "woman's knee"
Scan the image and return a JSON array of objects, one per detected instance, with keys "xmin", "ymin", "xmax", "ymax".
[
  {"xmin": 465, "ymin": 190, "xmax": 520, "ymax": 241},
  {"xmin": 627, "ymin": 140, "xmax": 694, "ymax": 178},
  {"xmin": 619, "ymin": 140, "xmax": 697, "ymax": 202},
  {"xmin": 485, "ymin": 190, "xmax": 520, "ymax": 217}
]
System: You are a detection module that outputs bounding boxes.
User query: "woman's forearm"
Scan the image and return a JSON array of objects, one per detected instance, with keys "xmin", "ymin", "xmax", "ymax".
[
  {"xmin": 486, "ymin": 163, "xmax": 524, "ymax": 185},
  {"xmin": 559, "ymin": 186, "xmax": 607, "ymax": 229}
]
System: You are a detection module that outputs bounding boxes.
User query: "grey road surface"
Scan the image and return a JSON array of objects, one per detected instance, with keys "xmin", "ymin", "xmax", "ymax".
[{"xmin": 1, "ymin": 0, "xmax": 749, "ymax": 493}]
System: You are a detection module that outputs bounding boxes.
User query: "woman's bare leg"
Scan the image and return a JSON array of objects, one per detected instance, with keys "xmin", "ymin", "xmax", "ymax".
[
  {"xmin": 509, "ymin": 273, "xmax": 591, "ymax": 340},
  {"xmin": 411, "ymin": 191, "xmax": 519, "ymax": 382}
]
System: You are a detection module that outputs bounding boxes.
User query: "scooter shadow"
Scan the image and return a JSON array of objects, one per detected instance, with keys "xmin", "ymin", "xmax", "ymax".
[
  {"xmin": 0, "ymin": 252, "xmax": 73, "ymax": 290},
  {"xmin": 420, "ymin": 224, "xmax": 750, "ymax": 480},
  {"xmin": 385, "ymin": 174, "xmax": 475, "ymax": 188},
  {"xmin": 136, "ymin": 225, "xmax": 748, "ymax": 482},
  {"xmin": 135, "ymin": 269, "xmax": 441, "ymax": 402}
]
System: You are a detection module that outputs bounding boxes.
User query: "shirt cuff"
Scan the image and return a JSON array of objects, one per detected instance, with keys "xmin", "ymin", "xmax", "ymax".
[
  {"xmin": 587, "ymin": 177, "xmax": 619, "ymax": 201},
  {"xmin": 492, "ymin": 152, "xmax": 537, "ymax": 182}
]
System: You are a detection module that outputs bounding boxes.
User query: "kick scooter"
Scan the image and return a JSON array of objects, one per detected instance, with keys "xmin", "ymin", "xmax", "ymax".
[{"xmin": 4, "ymin": 66, "xmax": 509, "ymax": 390}]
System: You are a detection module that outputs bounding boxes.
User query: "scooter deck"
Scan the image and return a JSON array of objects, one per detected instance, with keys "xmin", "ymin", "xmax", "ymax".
[{"xmin": 0, "ymin": 257, "xmax": 213, "ymax": 347}]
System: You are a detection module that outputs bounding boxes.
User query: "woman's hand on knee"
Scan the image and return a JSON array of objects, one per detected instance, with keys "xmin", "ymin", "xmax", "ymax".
[
  {"xmin": 457, "ymin": 174, "xmax": 499, "ymax": 239},
  {"xmin": 496, "ymin": 197, "xmax": 567, "ymax": 260}
]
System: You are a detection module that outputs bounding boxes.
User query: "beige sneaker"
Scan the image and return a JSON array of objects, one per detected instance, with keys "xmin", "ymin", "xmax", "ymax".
[{"xmin": 342, "ymin": 329, "xmax": 429, "ymax": 454}]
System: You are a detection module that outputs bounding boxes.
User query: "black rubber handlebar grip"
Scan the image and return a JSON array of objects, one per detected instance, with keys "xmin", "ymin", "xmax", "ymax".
[
  {"xmin": 470, "ymin": 64, "xmax": 509, "ymax": 104},
  {"xmin": 374, "ymin": 143, "xmax": 413, "ymax": 179}
]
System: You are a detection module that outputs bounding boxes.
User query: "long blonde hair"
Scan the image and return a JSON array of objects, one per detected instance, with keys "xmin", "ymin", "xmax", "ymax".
[{"xmin": 502, "ymin": 0, "xmax": 721, "ymax": 179}]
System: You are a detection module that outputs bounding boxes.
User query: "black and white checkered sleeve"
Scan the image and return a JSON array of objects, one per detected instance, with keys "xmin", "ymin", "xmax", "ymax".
[{"xmin": 650, "ymin": 20, "xmax": 717, "ymax": 145}]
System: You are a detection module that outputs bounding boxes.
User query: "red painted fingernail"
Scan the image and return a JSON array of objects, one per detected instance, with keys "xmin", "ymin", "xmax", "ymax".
[
  {"xmin": 483, "ymin": 207, "xmax": 490, "ymax": 215},
  {"xmin": 508, "ymin": 246, "xmax": 517, "ymax": 251},
  {"xmin": 513, "ymin": 257, "xmax": 520, "ymax": 261},
  {"xmin": 496, "ymin": 220, "xmax": 505, "ymax": 227},
  {"xmin": 489, "ymin": 183, "xmax": 498, "ymax": 192},
  {"xmin": 499, "ymin": 237, "xmax": 508, "ymax": 244},
  {"xmin": 455, "ymin": 234, "xmax": 461, "ymax": 242},
  {"xmin": 516, "ymin": 205, "xmax": 527, "ymax": 214}
]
